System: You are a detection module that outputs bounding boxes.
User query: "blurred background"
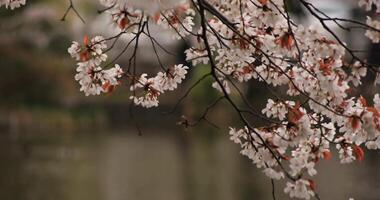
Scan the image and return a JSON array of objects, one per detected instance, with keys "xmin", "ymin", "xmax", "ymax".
[{"xmin": 0, "ymin": 0, "xmax": 379, "ymax": 200}]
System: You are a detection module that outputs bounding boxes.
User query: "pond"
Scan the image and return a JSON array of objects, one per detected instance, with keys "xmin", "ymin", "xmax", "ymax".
[{"xmin": 0, "ymin": 129, "xmax": 379, "ymax": 200}]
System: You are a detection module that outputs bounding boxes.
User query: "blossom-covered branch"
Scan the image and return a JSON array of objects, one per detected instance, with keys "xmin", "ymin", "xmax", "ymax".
[{"xmin": 2, "ymin": 0, "xmax": 380, "ymax": 199}]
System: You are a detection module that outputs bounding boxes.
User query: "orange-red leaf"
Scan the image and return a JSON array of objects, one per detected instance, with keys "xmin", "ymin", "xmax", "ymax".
[
  {"xmin": 80, "ymin": 51, "xmax": 90, "ymax": 62},
  {"xmin": 118, "ymin": 17, "xmax": 130, "ymax": 30},
  {"xmin": 322, "ymin": 151, "xmax": 332, "ymax": 160},
  {"xmin": 83, "ymin": 35, "xmax": 89, "ymax": 46},
  {"xmin": 152, "ymin": 12, "xmax": 161, "ymax": 22},
  {"xmin": 288, "ymin": 101, "xmax": 304, "ymax": 124},
  {"xmin": 308, "ymin": 179, "xmax": 316, "ymax": 191},
  {"xmin": 353, "ymin": 145, "xmax": 364, "ymax": 161},
  {"xmin": 275, "ymin": 33, "xmax": 294, "ymax": 50},
  {"xmin": 319, "ymin": 58, "xmax": 333, "ymax": 75},
  {"xmin": 359, "ymin": 96, "xmax": 367, "ymax": 107},
  {"xmin": 258, "ymin": 0, "xmax": 268, "ymax": 5},
  {"xmin": 102, "ymin": 81, "xmax": 115, "ymax": 93},
  {"xmin": 350, "ymin": 116, "xmax": 361, "ymax": 130}
]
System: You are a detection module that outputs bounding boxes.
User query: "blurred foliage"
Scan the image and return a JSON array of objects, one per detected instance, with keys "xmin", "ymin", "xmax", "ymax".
[{"xmin": 0, "ymin": 47, "xmax": 59, "ymax": 106}]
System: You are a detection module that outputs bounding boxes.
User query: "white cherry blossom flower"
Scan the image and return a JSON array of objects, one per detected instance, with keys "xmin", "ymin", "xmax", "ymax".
[
  {"xmin": 68, "ymin": 36, "xmax": 107, "ymax": 64},
  {"xmin": 0, "ymin": 0, "xmax": 26, "ymax": 10},
  {"xmin": 130, "ymin": 74, "xmax": 162, "ymax": 108},
  {"xmin": 365, "ymin": 17, "xmax": 380, "ymax": 43},
  {"xmin": 156, "ymin": 64, "xmax": 188, "ymax": 91},
  {"xmin": 99, "ymin": 0, "xmax": 116, "ymax": 7},
  {"xmin": 108, "ymin": 3, "xmax": 144, "ymax": 31},
  {"xmin": 212, "ymin": 79, "xmax": 231, "ymax": 94},
  {"xmin": 263, "ymin": 168, "xmax": 284, "ymax": 180},
  {"xmin": 284, "ymin": 179, "xmax": 315, "ymax": 200}
]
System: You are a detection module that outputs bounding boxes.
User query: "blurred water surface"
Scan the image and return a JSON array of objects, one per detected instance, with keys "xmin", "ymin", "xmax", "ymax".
[
  {"xmin": 0, "ymin": 129, "xmax": 268, "ymax": 200},
  {"xmin": 0, "ymin": 129, "xmax": 380, "ymax": 200}
]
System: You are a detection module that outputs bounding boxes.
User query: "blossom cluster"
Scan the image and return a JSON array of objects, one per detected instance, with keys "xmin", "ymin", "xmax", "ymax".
[
  {"xmin": 106, "ymin": 2, "xmax": 144, "ymax": 32},
  {"xmin": 0, "ymin": 0, "xmax": 26, "ymax": 9},
  {"xmin": 155, "ymin": 2, "xmax": 195, "ymax": 39},
  {"xmin": 67, "ymin": 1, "xmax": 192, "ymax": 106},
  {"xmin": 75, "ymin": 0, "xmax": 192, "ymax": 108},
  {"xmin": 185, "ymin": 0, "xmax": 380, "ymax": 199},
  {"xmin": 129, "ymin": 64, "xmax": 189, "ymax": 108},
  {"xmin": 359, "ymin": 0, "xmax": 380, "ymax": 13},
  {"xmin": 68, "ymin": 36, "xmax": 124, "ymax": 96},
  {"xmin": 230, "ymin": 93, "xmax": 379, "ymax": 198},
  {"xmin": 67, "ymin": 35, "xmax": 189, "ymax": 107},
  {"xmin": 359, "ymin": 0, "xmax": 380, "ymax": 53},
  {"xmin": 99, "ymin": 0, "xmax": 195, "ymax": 39}
]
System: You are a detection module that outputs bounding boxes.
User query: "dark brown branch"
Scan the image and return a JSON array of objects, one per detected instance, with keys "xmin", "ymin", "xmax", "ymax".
[{"xmin": 61, "ymin": 0, "xmax": 85, "ymax": 24}]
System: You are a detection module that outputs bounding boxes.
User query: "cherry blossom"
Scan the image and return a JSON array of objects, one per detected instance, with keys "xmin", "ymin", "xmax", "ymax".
[
  {"xmin": 263, "ymin": 168, "xmax": 285, "ymax": 180},
  {"xmin": 69, "ymin": 36, "xmax": 123, "ymax": 96},
  {"xmin": 130, "ymin": 73, "xmax": 162, "ymax": 108},
  {"xmin": 107, "ymin": 3, "xmax": 144, "ymax": 31},
  {"xmin": 129, "ymin": 64, "xmax": 189, "ymax": 108},
  {"xmin": 99, "ymin": 0, "xmax": 116, "ymax": 7},
  {"xmin": 156, "ymin": 64, "xmax": 189, "ymax": 91},
  {"xmin": 155, "ymin": 2, "xmax": 195, "ymax": 39},
  {"xmin": 358, "ymin": 0, "xmax": 380, "ymax": 12},
  {"xmin": 74, "ymin": 61, "xmax": 123, "ymax": 96},
  {"xmin": 284, "ymin": 179, "xmax": 315, "ymax": 200},
  {"xmin": 0, "ymin": 0, "xmax": 26, "ymax": 10},
  {"xmin": 68, "ymin": 35, "xmax": 107, "ymax": 65},
  {"xmin": 365, "ymin": 17, "xmax": 380, "ymax": 43}
]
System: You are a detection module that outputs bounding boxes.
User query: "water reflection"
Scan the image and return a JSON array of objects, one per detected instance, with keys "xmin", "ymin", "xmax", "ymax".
[{"xmin": 0, "ymin": 130, "xmax": 379, "ymax": 200}]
